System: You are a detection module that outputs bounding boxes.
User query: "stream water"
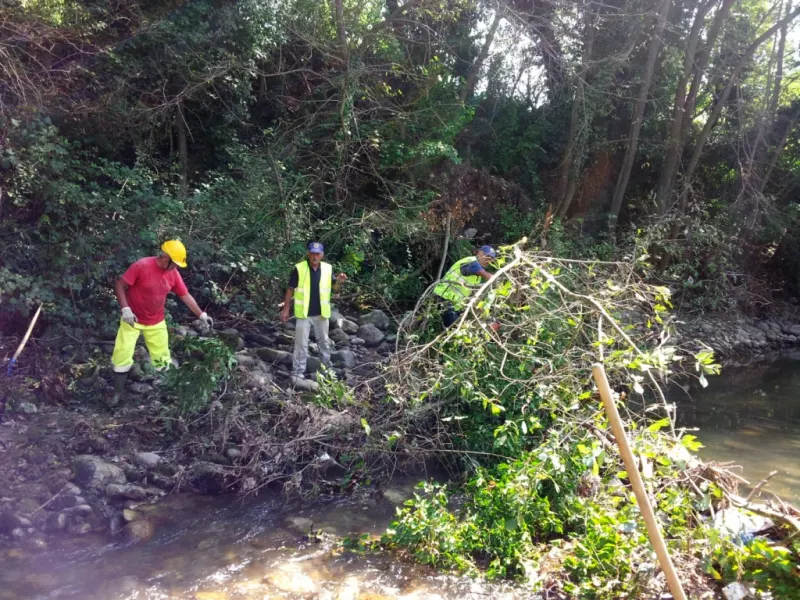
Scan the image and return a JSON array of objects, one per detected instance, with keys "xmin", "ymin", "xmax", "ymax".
[
  {"xmin": 673, "ymin": 353, "xmax": 800, "ymax": 502},
  {"xmin": 0, "ymin": 477, "xmax": 530, "ymax": 600},
  {"xmin": 2, "ymin": 355, "xmax": 799, "ymax": 599}
]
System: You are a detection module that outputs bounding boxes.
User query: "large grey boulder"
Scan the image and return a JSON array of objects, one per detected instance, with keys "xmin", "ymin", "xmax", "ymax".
[
  {"xmin": 331, "ymin": 350, "xmax": 357, "ymax": 369},
  {"xmin": 329, "ymin": 328, "xmax": 350, "ymax": 346},
  {"xmin": 72, "ymin": 455, "xmax": 126, "ymax": 489},
  {"xmin": 340, "ymin": 319, "xmax": 359, "ymax": 334},
  {"xmin": 357, "ymin": 324, "xmax": 385, "ymax": 347},
  {"xmin": 358, "ymin": 309, "xmax": 391, "ymax": 331},
  {"xmin": 105, "ymin": 484, "xmax": 149, "ymax": 501},
  {"xmin": 217, "ymin": 329, "xmax": 245, "ymax": 351},
  {"xmin": 292, "ymin": 377, "xmax": 320, "ymax": 393},
  {"xmin": 133, "ymin": 452, "xmax": 161, "ymax": 469},
  {"xmin": 255, "ymin": 347, "xmax": 293, "ymax": 366}
]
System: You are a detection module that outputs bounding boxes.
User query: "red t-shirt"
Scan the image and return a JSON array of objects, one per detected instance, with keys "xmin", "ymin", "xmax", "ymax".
[{"xmin": 122, "ymin": 257, "xmax": 189, "ymax": 325}]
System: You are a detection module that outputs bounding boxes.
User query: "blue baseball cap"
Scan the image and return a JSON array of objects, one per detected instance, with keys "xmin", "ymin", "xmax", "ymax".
[
  {"xmin": 308, "ymin": 241, "xmax": 324, "ymax": 253},
  {"xmin": 479, "ymin": 245, "xmax": 497, "ymax": 258}
]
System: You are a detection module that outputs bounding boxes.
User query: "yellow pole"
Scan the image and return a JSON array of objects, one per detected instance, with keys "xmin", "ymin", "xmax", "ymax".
[{"xmin": 591, "ymin": 363, "xmax": 687, "ymax": 600}]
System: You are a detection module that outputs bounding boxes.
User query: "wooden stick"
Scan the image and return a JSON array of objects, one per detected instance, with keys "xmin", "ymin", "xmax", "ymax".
[
  {"xmin": 11, "ymin": 304, "xmax": 43, "ymax": 363},
  {"xmin": 592, "ymin": 364, "xmax": 687, "ymax": 600}
]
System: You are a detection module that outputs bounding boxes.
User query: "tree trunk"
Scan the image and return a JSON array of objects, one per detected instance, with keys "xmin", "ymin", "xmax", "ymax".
[
  {"xmin": 676, "ymin": 4, "xmax": 800, "ymax": 215},
  {"xmin": 770, "ymin": 1, "xmax": 790, "ymax": 115},
  {"xmin": 334, "ymin": 0, "xmax": 348, "ymax": 57},
  {"xmin": 608, "ymin": 0, "xmax": 671, "ymax": 226},
  {"xmin": 555, "ymin": 5, "xmax": 596, "ymax": 217},
  {"xmin": 459, "ymin": 8, "xmax": 502, "ymax": 104},
  {"xmin": 654, "ymin": 0, "xmax": 732, "ymax": 215},
  {"xmin": 176, "ymin": 101, "xmax": 188, "ymax": 201}
]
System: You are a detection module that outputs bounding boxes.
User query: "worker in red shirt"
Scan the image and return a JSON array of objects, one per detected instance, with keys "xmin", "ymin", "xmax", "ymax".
[{"xmin": 109, "ymin": 240, "xmax": 213, "ymax": 406}]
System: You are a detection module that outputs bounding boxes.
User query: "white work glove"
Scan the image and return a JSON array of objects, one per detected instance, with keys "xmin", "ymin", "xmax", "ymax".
[
  {"xmin": 198, "ymin": 312, "xmax": 214, "ymax": 328},
  {"xmin": 121, "ymin": 307, "xmax": 138, "ymax": 326}
]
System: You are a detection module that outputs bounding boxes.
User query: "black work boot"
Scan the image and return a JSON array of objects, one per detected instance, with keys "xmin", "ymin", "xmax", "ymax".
[{"xmin": 108, "ymin": 372, "xmax": 128, "ymax": 407}]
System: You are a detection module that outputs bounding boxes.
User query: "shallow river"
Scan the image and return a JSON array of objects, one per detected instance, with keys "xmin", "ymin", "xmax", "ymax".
[
  {"xmin": 673, "ymin": 353, "xmax": 800, "ymax": 502},
  {"xmin": 0, "ymin": 478, "xmax": 530, "ymax": 600},
  {"xmin": 3, "ymin": 355, "xmax": 799, "ymax": 599}
]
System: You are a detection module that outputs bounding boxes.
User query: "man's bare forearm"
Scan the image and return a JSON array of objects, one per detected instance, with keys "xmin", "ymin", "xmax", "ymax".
[{"xmin": 115, "ymin": 279, "xmax": 130, "ymax": 309}]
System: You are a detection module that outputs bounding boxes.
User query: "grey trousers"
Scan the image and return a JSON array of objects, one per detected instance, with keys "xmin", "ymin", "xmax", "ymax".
[{"xmin": 293, "ymin": 316, "xmax": 332, "ymax": 376}]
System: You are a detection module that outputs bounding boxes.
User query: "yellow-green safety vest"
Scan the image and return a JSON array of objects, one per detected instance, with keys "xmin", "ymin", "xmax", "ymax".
[
  {"xmin": 433, "ymin": 256, "xmax": 483, "ymax": 310},
  {"xmin": 294, "ymin": 260, "xmax": 332, "ymax": 319}
]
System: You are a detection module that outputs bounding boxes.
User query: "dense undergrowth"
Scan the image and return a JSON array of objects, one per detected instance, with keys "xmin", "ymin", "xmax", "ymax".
[{"xmin": 334, "ymin": 245, "xmax": 799, "ymax": 599}]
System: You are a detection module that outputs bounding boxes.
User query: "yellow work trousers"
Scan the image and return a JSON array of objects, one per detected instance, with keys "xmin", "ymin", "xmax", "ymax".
[{"xmin": 111, "ymin": 320, "xmax": 171, "ymax": 373}]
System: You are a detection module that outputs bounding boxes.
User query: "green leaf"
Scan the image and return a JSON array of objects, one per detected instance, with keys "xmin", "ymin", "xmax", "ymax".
[
  {"xmin": 361, "ymin": 418, "xmax": 371, "ymax": 436},
  {"xmin": 647, "ymin": 417, "xmax": 671, "ymax": 433}
]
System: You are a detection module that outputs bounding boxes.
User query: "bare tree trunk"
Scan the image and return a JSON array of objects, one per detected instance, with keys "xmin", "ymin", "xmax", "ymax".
[
  {"xmin": 459, "ymin": 8, "xmax": 502, "ymax": 104},
  {"xmin": 334, "ymin": 0, "xmax": 348, "ymax": 56},
  {"xmin": 608, "ymin": 0, "xmax": 671, "ymax": 226},
  {"xmin": 676, "ymin": 5, "xmax": 800, "ymax": 215},
  {"xmin": 655, "ymin": 0, "xmax": 732, "ymax": 215},
  {"xmin": 770, "ymin": 1, "xmax": 790, "ymax": 115},
  {"xmin": 555, "ymin": 5, "xmax": 595, "ymax": 217},
  {"xmin": 176, "ymin": 101, "xmax": 188, "ymax": 201}
]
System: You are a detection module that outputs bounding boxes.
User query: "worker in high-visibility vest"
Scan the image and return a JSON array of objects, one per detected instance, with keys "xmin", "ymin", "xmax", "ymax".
[
  {"xmin": 433, "ymin": 245, "xmax": 497, "ymax": 327},
  {"xmin": 110, "ymin": 240, "xmax": 213, "ymax": 406},
  {"xmin": 280, "ymin": 242, "xmax": 347, "ymax": 384}
]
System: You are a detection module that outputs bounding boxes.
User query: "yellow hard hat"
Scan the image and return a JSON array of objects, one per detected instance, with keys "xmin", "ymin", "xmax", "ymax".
[{"xmin": 161, "ymin": 239, "xmax": 187, "ymax": 268}]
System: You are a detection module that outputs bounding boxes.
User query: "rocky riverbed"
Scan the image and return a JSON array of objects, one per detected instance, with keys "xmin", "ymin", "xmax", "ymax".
[{"xmin": 0, "ymin": 307, "xmax": 398, "ymax": 551}]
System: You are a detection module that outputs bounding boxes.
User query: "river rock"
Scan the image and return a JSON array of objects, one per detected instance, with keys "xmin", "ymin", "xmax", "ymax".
[
  {"xmin": 350, "ymin": 337, "xmax": 365, "ymax": 346},
  {"xmin": 72, "ymin": 455, "xmax": 126, "ymax": 488},
  {"xmin": 73, "ymin": 436, "xmax": 111, "ymax": 455},
  {"xmin": 722, "ymin": 582, "xmax": 755, "ymax": 600},
  {"xmin": 234, "ymin": 351, "xmax": 257, "ymax": 367},
  {"xmin": 377, "ymin": 341, "xmax": 392, "ymax": 355},
  {"xmin": 133, "ymin": 452, "xmax": 162, "ymax": 469},
  {"xmin": 190, "ymin": 462, "xmax": 235, "ymax": 495},
  {"xmin": 128, "ymin": 382, "xmax": 154, "ymax": 395},
  {"xmin": 123, "ymin": 519, "xmax": 156, "ymax": 543},
  {"xmin": 358, "ymin": 309, "xmax": 391, "ymax": 331},
  {"xmin": 285, "ymin": 516, "xmax": 314, "ymax": 533},
  {"xmin": 218, "ymin": 329, "xmax": 245, "ymax": 351},
  {"xmin": 51, "ymin": 494, "xmax": 83, "ymax": 510},
  {"xmin": 0, "ymin": 511, "xmax": 26, "ymax": 534},
  {"xmin": 45, "ymin": 512, "xmax": 68, "ymax": 532},
  {"xmin": 331, "ymin": 350, "xmax": 356, "ymax": 369},
  {"xmin": 264, "ymin": 564, "xmax": 316, "ymax": 595},
  {"xmin": 61, "ymin": 504, "xmax": 93, "ymax": 519},
  {"xmin": 292, "ymin": 377, "xmax": 320, "ymax": 393},
  {"xmin": 67, "ymin": 521, "xmax": 92, "ymax": 535},
  {"xmin": 16, "ymin": 402, "xmax": 38, "ymax": 414},
  {"xmin": 255, "ymin": 347, "xmax": 293, "ymax": 366},
  {"xmin": 357, "ymin": 324, "xmax": 384, "ymax": 346},
  {"xmin": 242, "ymin": 369, "xmax": 273, "ymax": 391},
  {"xmin": 340, "ymin": 319, "xmax": 359, "ymax": 334},
  {"xmin": 306, "ymin": 356, "xmax": 321, "ymax": 373},
  {"xmin": 225, "ymin": 448, "xmax": 242, "ymax": 461},
  {"xmin": 329, "ymin": 328, "xmax": 350, "ymax": 346},
  {"xmin": 105, "ymin": 484, "xmax": 149, "ymax": 501},
  {"xmin": 16, "ymin": 498, "xmax": 40, "ymax": 514}
]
